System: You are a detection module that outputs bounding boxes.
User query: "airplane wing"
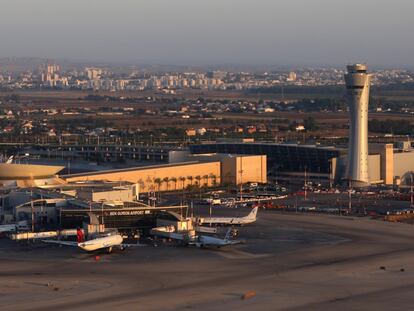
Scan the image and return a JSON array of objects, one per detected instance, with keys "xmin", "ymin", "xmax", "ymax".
[
  {"xmin": 188, "ymin": 241, "xmax": 242, "ymax": 248},
  {"xmin": 195, "ymin": 226, "xmax": 218, "ymax": 234},
  {"xmin": 120, "ymin": 243, "xmax": 146, "ymax": 248},
  {"xmin": 229, "ymin": 239, "xmax": 245, "ymax": 245},
  {"xmin": 42, "ymin": 240, "xmax": 78, "ymax": 247},
  {"xmin": 0, "ymin": 227, "xmax": 16, "ymax": 233}
]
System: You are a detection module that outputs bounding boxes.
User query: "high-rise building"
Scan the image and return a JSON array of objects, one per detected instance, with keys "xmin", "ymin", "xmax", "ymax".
[
  {"xmin": 46, "ymin": 64, "xmax": 59, "ymax": 75},
  {"xmin": 287, "ymin": 71, "xmax": 297, "ymax": 82},
  {"xmin": 40, "ymin": 63, "xmax": 60, "ymax": 86},
  {"xmin": 344, "ymin": 64, "xmax": 370, "ymax": 186},
  {"xmin": 85, "ymin": 67, "xmax": 102, "ymax": 80}
]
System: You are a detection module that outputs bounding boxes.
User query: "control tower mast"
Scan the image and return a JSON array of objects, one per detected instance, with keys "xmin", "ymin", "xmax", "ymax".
[{"xmin": 344, "ymin": 64, "xmax": 370, "ymax": 187}]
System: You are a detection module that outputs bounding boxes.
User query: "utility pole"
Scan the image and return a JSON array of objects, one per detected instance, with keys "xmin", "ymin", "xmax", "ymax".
[
  {"xmin": 337, "ymin": 198, "xmax": 341, "ymax": 216},
  {"xmin": 348, "ymin": 180, "xmax": 352, "ymax": 213},
  {"xmin": 101, "ymin": 201, "xmax": 104, "ymax": 225},
  {"xmin": 304, "ymin": 166, "xmax": 307, "ymax": 201},
  {"xmin": 31, "ymin": 200, "xmax": 35, "ymax": 232},
  {"xmin": 329, "ymin": 160, "xmax": 333, "ymax": 190},
  {"xmin": 239, "ymin": 157, "xmax": 244, "ymax": 199},
  {"xmin": 410, "ymin": 174, "xmax": 413, "ymax": 208},
  {"xmin": 295, "ymin": 194, "xmax": 298, "ymax": 213},
  {"xmin": 209, "ymin": 202, "xmax": 212, "ymax": 227},
  {"xmin": 239, "ymin": 169, "xmax": 244, "ymax": 198}
]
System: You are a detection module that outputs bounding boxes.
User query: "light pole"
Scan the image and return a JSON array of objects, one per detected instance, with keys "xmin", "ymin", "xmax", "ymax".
[
  {"xmin": 239, "ymin": 169, "xmax": 244, "ymax": 198},
  {"xmin": 337, "ymin": 198, "xmax": 341, "ymax": 216},
  {"xmin": 410, "ymin": 173, "xmax": 413, "ymax": 209},
  {"xmin": 348, "ymin": 180, "xmax": 352, "ymax": 213},
  {"xmin": 209, "ymin": 202, "xmax": 212, "ymax": 227},
  {"xmin": 295, "ymin": 194, "xmax": 298, "ymax": 213},
  {"xmin": 304, "ymin": 166, "xmax": 307, "ymax": 201},
  {"xmin": 239, "ymin": 156, "xmax": 244, "ymax": 198},
  {"xmin": 31, "ymin": 199, "xmax": 35, "ymax": 232}
]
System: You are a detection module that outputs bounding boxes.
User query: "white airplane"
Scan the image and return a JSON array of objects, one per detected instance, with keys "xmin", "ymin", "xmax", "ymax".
[
  {"xmin": 191, "ymin": 229, "xmax": 244, "ymax": 248},
  {"xmin": 0, "ymin": 224, "xmax": 17, "ymax": 234},
  {"xmin": 43, "ymin": 233, "xmax": 140, "ymax": 253},
  {"xmin": 197, "ymin": 206, "xmax": 258, "ymax": 226},
  {"xmin": 151, "ymin": 226, "xmax": 243, "ymax": 248},
  {"xmin": 5, "ymin": 155, "xmax": 14, "ymax": 164},
  {"xmin": 0, "ymin": 221, "xmax": 29, "ymax": 234}
]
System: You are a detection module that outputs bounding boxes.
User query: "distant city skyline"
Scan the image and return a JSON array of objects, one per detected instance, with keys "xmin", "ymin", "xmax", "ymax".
[{"xmin": 1, "ymin": 0, "xmax": 413, "ymax": 67}]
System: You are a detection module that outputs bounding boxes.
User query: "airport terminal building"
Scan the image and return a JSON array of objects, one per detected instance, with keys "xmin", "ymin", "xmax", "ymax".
[
  {"xmin": 190, "ymin": 141, "xmax": 414, "ymax": 186},
  {"xmin": 190, "ymin": 142, "xmax": 342, "ymax": 180},
  {"xmin": 0, "ymin": 153, "xmax": 266, "ymax": 227}
]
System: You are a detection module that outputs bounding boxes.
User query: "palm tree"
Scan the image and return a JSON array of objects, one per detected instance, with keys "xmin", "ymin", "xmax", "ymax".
[
  {"xmin": 154, "ymin": 177, "xmax": 162, "ymax": 201},
  {"xmin": 163, "ymin": 177, "xmax": 170, "ymax": 191},
  {"xmin": 209, "ymin": 173, "xmax": 218, "ymax": 187},
  {"xmin": 146, "ymin": 176, "xmax": 153, "ymax": 192},
  {"xmin": 146, "ymin": 175, "xmax": 154, "ymax": 205},
  {"xmin": 179, "ymin": 176, "xmax": 186, "ymax": 204},
  {"xmin": 154, "ymin": 178, "xmax": 162, "ymax": 190},
  {"xmin": 202, "ymin": 174, "xmax": 209, "ymax": 187},
  {"xmin": 137, "ymin": 178, "xmax": 145, "ymax": 192},
  {"xmin": 179, "ymin": 176, "xmax": 186, "ymax": 189},
  {"xmin": 170, "ymin": 177, "xmax": 178, "ymax": 190},
  {"xmin": 195, "ymin": 175, "xmax": 202, "ymax": 199},
  {"xmin": 186, "ymin": 176, "xmax": 197, "ymax": 199},
  {"xmin": 195, "ymin": 175, "xmax": 201, "ymax": 186}
]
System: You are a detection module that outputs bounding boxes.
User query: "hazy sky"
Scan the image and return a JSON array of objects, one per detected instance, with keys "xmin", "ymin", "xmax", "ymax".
[{"xmin": 0, "ymin": 0, "xmax": 413, "ymax": 67}]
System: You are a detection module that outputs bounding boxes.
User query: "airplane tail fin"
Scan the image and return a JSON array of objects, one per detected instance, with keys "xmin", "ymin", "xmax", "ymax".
[
  {"xmin": 88, "ymin": 212, "xmax": 100, "ymax": 225},
  {"xmin": 246, "ymin": 206, "xmax": 258, "ymax": 220}
]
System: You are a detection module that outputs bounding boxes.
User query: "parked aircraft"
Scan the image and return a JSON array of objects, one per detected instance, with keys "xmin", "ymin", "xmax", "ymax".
[
  {"xmin": 197, "ymin": 206, "xmax": 258, "ymax": 226},
  {"xmin": 0, "ymin": 221, "xmax": 29, "ymax": 234},
  {"xmin": 191, "ymin": 229, "xmax": 244, "ymax": 248},
  {"xmin": 0, "ymin": 224, "xmax": 17, "ymax": 234},
  {"xmin": 151, "ymin": 226, "xmax": 243, "ymax": 248},
  {"xmin": 43, "ymin": 233, "xmax": 140, "ymax": 253}
]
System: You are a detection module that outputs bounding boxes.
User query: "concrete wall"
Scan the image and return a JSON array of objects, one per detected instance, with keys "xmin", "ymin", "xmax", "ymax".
[
  {"xmin": 168, "ymin": 150, "xmax": 191, "ymax": 163},
  {"xmin": 65, "ymin": 162, "xmax": 222, "ymax": 193},
  {"xmin": 332, "ymin": 154, "xmax": 380, "ymax": 184},
  {"xmin": 169, "ymin": 151, "xmax": 224, "ymax": 164},
  {"xmin": 222, "ymin": 155, "xmax": 267, "ymax": 185},
  {"xmin": 368, "ymin": 154, "xmax": 381, "ymax": 183},
  {"xmin": 393, "ymin": 151, "xmax": 414, "ymax": 178},
  {"xmin": 382, "ymin": 144, "xmax": 394, "ymax": 185},
  {"xmin": 369, "ymin": 143, "xmax": 394, "ymax": 185},
  {"xmin": 77, "ymin": 187, "xmax": 136, "ymax": 202},
  {"xmin": 65, "ymin": 156, "xmax": 267, "ymax": 192}
]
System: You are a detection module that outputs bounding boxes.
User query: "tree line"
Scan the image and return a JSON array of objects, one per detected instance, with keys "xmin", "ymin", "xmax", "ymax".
[{"xmin": 369, "ymin": 119, "xmax": 413, "ymax": 135}]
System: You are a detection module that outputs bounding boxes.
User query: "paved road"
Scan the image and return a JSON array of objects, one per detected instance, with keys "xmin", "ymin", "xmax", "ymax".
[{"xmin": 1, "ymin": 211, "xmax": 414, "ymax": 310}]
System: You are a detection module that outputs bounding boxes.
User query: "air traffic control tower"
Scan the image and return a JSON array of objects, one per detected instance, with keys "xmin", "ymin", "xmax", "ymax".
[{"xmin": 344, "ymin": 64, "xmax": 370, "ymax": 187}]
